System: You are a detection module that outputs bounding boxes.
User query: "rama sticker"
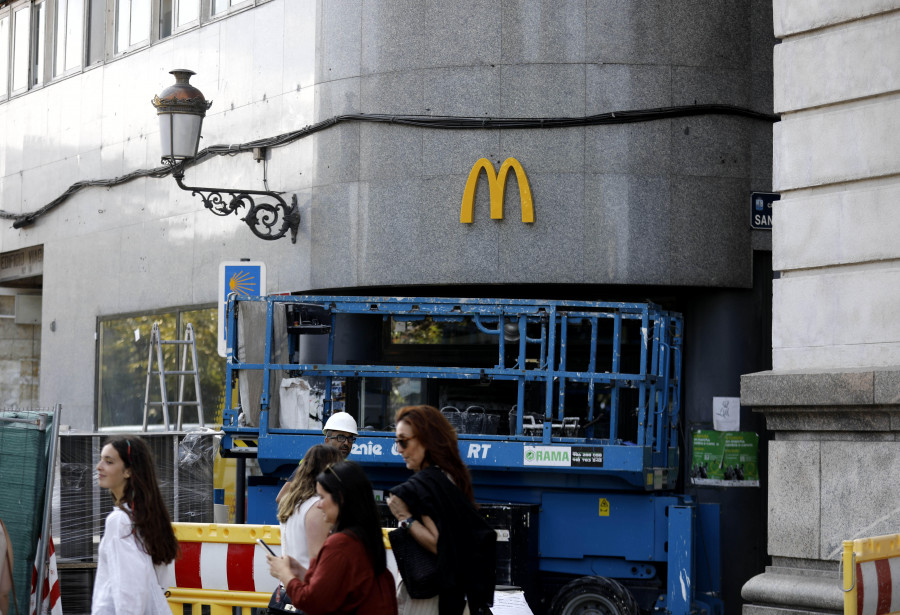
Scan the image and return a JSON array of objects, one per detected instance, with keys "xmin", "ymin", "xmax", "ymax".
[{"xmin": 523, "ymin": 446, "xmax": 572, "ymax": 467}]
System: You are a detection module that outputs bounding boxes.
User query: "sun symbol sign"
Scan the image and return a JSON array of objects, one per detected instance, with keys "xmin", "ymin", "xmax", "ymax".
[{"xmin": 229, "ymin": 271, "xmax": 256, "ymax": 296}]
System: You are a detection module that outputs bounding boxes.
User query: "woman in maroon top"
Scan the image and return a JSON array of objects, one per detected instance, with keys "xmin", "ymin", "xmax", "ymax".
[{"xmin": 267, "ymin": 460, "xmax": 398, "ymax": 615}]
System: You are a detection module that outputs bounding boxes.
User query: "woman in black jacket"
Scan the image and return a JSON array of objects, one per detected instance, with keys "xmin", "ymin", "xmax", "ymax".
[{"xmin": 387, "ymin": 405, "xmax": 496, "ymax": 615}]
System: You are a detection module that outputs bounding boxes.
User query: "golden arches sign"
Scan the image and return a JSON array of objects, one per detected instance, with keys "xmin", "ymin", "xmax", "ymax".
[{"xmin": 460, "ymin": 157, "xmax": 534, "ymax": 224}]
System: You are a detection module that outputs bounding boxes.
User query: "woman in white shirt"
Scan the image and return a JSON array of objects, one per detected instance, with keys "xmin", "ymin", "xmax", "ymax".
[
  {"xmin": 277, "ymin": 444, "xmax": 343, "ymax": 567},
  {"xmin": 92, "ymin": 436, "xmax": 179, "ymax": 614}
]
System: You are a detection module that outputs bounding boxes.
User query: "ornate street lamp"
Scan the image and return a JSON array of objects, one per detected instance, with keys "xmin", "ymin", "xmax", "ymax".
[{"xmin": 152, "ymin": 69, "xmax": 300, "ymax": 242}]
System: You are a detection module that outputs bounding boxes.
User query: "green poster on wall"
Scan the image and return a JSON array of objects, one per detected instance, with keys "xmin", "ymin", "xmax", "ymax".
[{"xmin": 691, "ymin": 430, "xmax": 759, "ymax": 487}]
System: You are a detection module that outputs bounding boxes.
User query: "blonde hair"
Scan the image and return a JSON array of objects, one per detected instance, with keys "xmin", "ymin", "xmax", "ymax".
[{"xmin": 277, "ymin": 444, "xmax": 343, "ymax": 522}]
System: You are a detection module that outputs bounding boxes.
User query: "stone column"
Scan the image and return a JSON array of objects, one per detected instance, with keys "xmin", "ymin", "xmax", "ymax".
[
  {"xmin": 741, "ymin": 2, "xmax": 900, "ymax": 614},
  {"xmin": 741, "ymin": 369, "xmax": 900, "ymax": 615}
]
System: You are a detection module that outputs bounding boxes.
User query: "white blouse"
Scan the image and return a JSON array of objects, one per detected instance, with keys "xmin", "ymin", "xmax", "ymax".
[
  {"xmin": 91, "ymin": 506, "xmax": 171, "ymax": 615},
  {"xmin": 279, "ymin": 495, "xmax": 320, "ymax": 568}
]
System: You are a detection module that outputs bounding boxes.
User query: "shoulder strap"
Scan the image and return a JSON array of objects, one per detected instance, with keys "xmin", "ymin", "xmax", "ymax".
[{"xmin": 0, "ymin": 518, "xmax": 19, "ymax": 615}]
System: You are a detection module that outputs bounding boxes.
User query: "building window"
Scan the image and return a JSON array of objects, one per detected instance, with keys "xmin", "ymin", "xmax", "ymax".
[
  {"xmin": 159, "ymin": 0, "xmax": 199, "ymax": 38},
  {"xmin": 97, "ymin": 306, "xmax": 225, "ymax": 429},
  {"xmin": 0, "ymin": 10, "xmax": 10, "ymax": 100},
  {"xmin": 85, "ymin": 0, "xmax": 105, "ymax": 65},
  {"xmin": 211, "ymin": 0, "xmax": 251, "ymax": 17},
  {"xmin": 31, "ymin": 0, "xmax": 45, "ymax": 87},
  {"xmin": 115, "ymin": 0, "xmax": 150, "ymax": 53},
  {"xmin": 54, "ymin": 0, "xmax": 84, "ymax": 76},
  {"xmin": 10, "ymin": 2, "xmax": 30, "ymax": 95}
]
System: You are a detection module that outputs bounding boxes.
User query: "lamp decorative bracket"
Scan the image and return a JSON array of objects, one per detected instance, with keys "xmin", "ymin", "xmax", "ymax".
[{"xmin": 172, "ymin": 169, "xmax": 300, "ymax": 243}]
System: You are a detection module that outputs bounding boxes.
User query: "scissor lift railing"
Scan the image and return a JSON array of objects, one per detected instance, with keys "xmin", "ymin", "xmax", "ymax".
[{"xmin": 222, "ymin": 296, "xmax": 683, "ymax": 485}]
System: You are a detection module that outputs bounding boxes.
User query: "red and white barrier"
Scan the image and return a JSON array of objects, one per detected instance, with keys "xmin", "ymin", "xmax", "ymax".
[
  {"xmin": 170, "ymin": 541, "xmax": 281, "ymax": 593},
  {"xmin": 856, "ymin": 557, "xmax": 900, "ymax": 615},
  {"xmin": 30, "ymin": 536, "xmax": 62, "ymax": 615}
]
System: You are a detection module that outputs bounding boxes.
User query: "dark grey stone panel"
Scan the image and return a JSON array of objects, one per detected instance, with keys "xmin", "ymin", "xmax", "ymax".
[
  {"xmin": 423, "ymin": 0, "xmax": 501, "ymax": 68},
  {"xmin": 672, "ymin": 66, "xmax": 752, "ymax": 108},
  {"xmin": 768, "ymin": 440, "xmax": 820, "ymax": 559},
  {"xmin": 309, "ymin": 182, "xmax": 359, "ymax": 288},
  {"xmin": 499, "ymin": 127, "xmax": 584, "ymax": 174},
  {"xmin": 360, "ymin": 0, "xmax": 425, "ymax": 74},
  {"xmin": 316, "ymin": 0, "xmax": 362, "ymax": 82},
  {"xmin": 420, "ymin": 130, "xmax": 501, "ymax": 178},
  {"xmin": 500, "ymin": 0, "xmax": 586, "ymax": 64},
  {"xmin": 820, "ymin": 441, "xmax": 900, "ymax": 557},
  {"xmin": 764, "ymin": 411, "xmax": 891, "ymax": 432},
  {"xmin": 670, "ymin": 175, "xmax": 751, "ymax": 287},
  {"xmin": 358, "ymin": 124, "xmax": 423, "ymax": 182},
  {"xmin": 312, "ymin": 123, "xmax": 361, "ymax": 186},
  {"xmin": 358, "ymin": 176, "xmax": 431, "ymax": 285},
  {"xmin": 360, "ymin": 71, "xmax": 424, "ymax": 115},
  {"xmin": 583, "ymin": 174, "xmax": 673, "ymax": 284},
  {"xmin": 750, "ymin": 121, "xmax": 775, "ymax": 184},
  {"xmin": 586, "ymin": 64, "xmax": 672, "ymax": 113},
  {"xmin": 671, "ymin": 116, "xmax": 752, "ymax": 179},
  {"xmin": 500, "ymin": 64, "xmax": 585, "ymax": 117},
  {"xmin": 742, "ymin": 571, "xmax": 842, "ymax": 612},
  {"xmin": 313, "ymin": 78, "xmax": 360, "ymax": 121},
  {"xmin": 669, "ymin": 0, "xmax": 751, "ymax": 69},
  {"xmin": 585, "ymin": 121, "xmax": 672, "ymax": 176},
  {"xmin": 874, "ymin": 370, "xmax": 900, "ymax": 404},
  {"xmin": 750, "ymin": 0, "xmax": 777, "ymax": 74},
  {"xmin": 497, "ymin": 172, "xmax": 586, "ymax": 283},
  {"xmin": 423, "ymin": 66, "xmax": 501, "ymax": 118},
  {"xmin": 586, "ymin": 0, "xmax": 672, "ymax": 64},
  {"xmin": 418, "ymin": 175, "xmax": 503, "ymax": 285},
  {"xmin": 741, "ymin": 370, "xmax": 876, "ymax": 407}
]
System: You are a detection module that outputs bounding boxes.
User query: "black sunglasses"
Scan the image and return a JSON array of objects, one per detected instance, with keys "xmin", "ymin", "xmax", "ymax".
[
  {"xmin": 394, "ymin": 436, "xmax": 416, "ymax": 450},
  {"xmin": 328, "ymin": 434, "xmax": 356, "ymax": 444}
]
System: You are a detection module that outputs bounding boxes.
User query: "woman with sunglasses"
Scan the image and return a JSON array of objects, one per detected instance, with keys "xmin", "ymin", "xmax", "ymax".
[
  {"xmin": 92, "ymin": 436, "xmax": 179, "ymax": 614},
  {"xmin": 267, "ymin": 461, "xmax": 397, "ymax": 614},
  {"xmin": 387, "ymin": 405, "xmax": 496, "ymax": 615}
]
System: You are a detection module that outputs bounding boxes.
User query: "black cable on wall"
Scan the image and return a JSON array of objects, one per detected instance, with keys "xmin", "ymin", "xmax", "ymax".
[{"xmin": 5, "ymin": 104, "xmax": 779, "ymax": 229}]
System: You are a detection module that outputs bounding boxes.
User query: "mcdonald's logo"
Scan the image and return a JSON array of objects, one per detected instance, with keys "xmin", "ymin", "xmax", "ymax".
[{"xmin": 460, "ymin": 157, "xmax": 534, "ymax": 224}]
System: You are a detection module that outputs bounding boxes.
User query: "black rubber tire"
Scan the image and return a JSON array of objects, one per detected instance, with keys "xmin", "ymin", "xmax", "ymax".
[{"xmin": 548, "ymin": 576, "xmax": 640, "ymax": 615}]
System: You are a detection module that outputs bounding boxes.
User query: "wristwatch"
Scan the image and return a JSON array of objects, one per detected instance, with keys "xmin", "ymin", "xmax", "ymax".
[{"xmin": 399, "ymin": 517, "xmax": 414, "ymax": 529}]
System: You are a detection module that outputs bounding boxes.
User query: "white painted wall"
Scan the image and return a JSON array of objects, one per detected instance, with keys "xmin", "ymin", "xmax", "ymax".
[{"xmin": 0, "ymin": 1, "xmax": 315, "ymax": 429}]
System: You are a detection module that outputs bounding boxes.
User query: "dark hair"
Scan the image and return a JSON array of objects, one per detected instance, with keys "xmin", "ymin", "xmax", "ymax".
[
  {"xmin": 395, "ymin": 405, "xmax": 475, "ymax": 504},
  {"xmin": 316, "ymin": 461, "xmax": 387, "ymax": 574},
  {"xmin": 277, "ymin": 444, "xmax": 344, "ymax": 523},
  {"xmin": 103, "ymin": 436, "xmax": 180, "ymax": 565}
]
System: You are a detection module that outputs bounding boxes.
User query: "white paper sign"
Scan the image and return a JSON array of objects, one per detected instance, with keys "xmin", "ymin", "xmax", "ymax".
[
  {"xmin": 491, "ymin": 589, "xmax": 534, "ymax": 615},
  {"xmin": 713, "ymin": 396, "xmax": 740, "ymax": 431}
]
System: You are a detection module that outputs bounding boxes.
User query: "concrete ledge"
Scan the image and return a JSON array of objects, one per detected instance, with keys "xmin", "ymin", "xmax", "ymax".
[
  {"xmin": 742, "ymin": 571, "xmax": 843, "ymax": 613},
  {"xmin": 741, "ymin": 369, "xmax": 876, "ymax": 406}
]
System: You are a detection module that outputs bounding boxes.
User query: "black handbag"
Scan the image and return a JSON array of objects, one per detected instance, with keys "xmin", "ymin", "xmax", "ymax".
[
  {"xmin": 267, "ymin": 584, "xmax": 301, "ymax": 614},
  {"xmin": 388, "ymin": 525, "xmax": 441, "ymax": 599}
]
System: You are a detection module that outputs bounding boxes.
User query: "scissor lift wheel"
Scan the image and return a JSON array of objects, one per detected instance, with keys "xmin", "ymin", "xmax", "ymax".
[{"xmin": 549, "ymin": 576, "xmax": 639, "ymax": 615}]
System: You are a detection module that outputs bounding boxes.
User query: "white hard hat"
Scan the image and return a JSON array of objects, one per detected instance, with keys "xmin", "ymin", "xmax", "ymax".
[{"xmin": 323, "ymin": 412, "xmax": 358, "ymax": 436}]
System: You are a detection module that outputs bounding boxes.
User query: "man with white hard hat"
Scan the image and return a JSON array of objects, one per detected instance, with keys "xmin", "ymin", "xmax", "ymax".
[
  {"xmin": 275, "ymin": 412, "xmax": 358, "ymax": 503},
  {"xmin": 322, "ymin": 411, "xmax": 359, "ymax": 458}
]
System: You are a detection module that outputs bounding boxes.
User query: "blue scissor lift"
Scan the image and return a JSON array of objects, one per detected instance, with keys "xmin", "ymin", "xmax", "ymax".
[{"xmin": 220, "ymin": 296, "xmax": 722, "ymax": 615}]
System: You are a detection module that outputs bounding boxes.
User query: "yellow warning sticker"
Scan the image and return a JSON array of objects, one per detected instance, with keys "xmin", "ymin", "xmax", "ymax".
[{"xmin": 598, "ymin": 498, "xmax": 610, "ymax": 517}]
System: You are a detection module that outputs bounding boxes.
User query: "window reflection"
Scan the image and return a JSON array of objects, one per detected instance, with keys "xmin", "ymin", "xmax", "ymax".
[
  {"xmin": 98, "ymin": 307, "xmax": 225, "ymax": 429},
  {"xmin": 0, "ymin": 13, "xmax": 10, "ymax": 99},
  {"xmin": 116, "ymin": 0, "xmax": 149, "ymax": 53},
  {"xmin": 55, "ymin": 0, "xmax": 84, "ymax": 76},
  {"xmin": 160, "ymin": 0, "xmax": 199, "ymax": 39},
  {"xmin": 11, "ymin": 3, "xmax": 30, "ymax": 93},
  {"xmin": 31, "ymin": 0, "xmax": 45, "ymax": 87}
]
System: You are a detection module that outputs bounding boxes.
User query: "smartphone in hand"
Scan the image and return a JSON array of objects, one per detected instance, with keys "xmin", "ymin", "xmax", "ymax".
[{"xmin": 257, "ymin": 538, "xmax": 277, "ymax": 556}]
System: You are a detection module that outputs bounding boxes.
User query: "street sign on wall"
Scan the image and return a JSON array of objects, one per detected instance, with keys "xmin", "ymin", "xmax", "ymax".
[
  {"xmin": 217, "ymin": 261, "xmax": 266, "ymax": 356},
  {"xmin": 750, "ymin": 192, "xmax": 779, "ymax": 230}
]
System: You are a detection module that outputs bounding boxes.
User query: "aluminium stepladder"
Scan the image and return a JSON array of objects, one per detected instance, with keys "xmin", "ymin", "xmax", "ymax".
[{"xmin": 142, "ymin": 322, "xmax": 205, "ymax": 431}]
